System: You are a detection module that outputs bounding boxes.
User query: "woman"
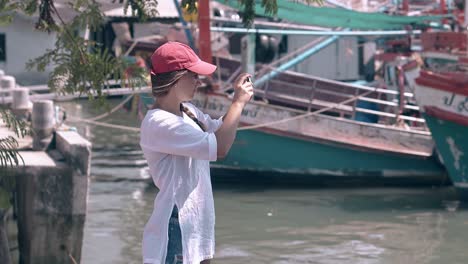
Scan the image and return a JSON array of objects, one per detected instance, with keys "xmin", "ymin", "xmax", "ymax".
[{"xmin": 140, "ymin": 42, "xmax": 253, "ymax": 264}]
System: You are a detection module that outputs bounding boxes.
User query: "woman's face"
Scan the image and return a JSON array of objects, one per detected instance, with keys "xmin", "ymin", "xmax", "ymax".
[{"xmin": 172, "ymin": 71, "xmax": 201, "ymax": 101}]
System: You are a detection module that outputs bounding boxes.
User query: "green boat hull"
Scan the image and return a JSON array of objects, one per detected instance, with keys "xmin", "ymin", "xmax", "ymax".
[
  {"xmin": 214, "ymin": 128, "xmax": 445, "ymax": 178},
  {"xmin": 424, "ymin": 115, "xmax": 468, "ymax": 197}
]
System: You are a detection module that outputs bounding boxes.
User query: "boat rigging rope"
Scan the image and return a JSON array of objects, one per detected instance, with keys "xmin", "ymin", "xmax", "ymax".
[
  {"xmin": 72, "ymin": 118, "xmax": 141, "ymax": 132},
  {"xmin": 219, "ymin": 33, "xmax": 330, "ymax": 92},
  {"xmin": 237, "ymin": 89, "xmax": 375, "ymax": 131},
  {"xmin": 256, "ymin": 36, "xmax": 327, "ymax": 78},
  {"xmin": 66, "ymin": 88, "xmax": 376, "ymax": 133},
  {"xmin": 67, "ymin": 93, "xmax": 140, "ymax": 132},
  {"xmin": 88, "ymin": 93, "xmax": 135, "ymax": 121}
]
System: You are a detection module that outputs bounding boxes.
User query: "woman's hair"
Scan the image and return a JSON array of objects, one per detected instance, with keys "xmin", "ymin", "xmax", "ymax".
[
  {"xmin": 151, "ymin": 70, "xmax": 187, "ymax": 97},
  {"xmin": 151, "ymin": 70, "xmax": 206, "ymax": 132}
]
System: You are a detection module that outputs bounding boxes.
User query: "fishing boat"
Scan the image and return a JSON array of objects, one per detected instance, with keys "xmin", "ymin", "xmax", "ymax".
[
  {"xmin": 195, "ymin": 82, "xmax": 445, "ymax": 179},
  {"xmin": 413, "ymin": 31, "xmax": 468, "ymax": 197},
  {"xmin": 414, "ymin": 70, "xmax": 468, "ymax": 195}
]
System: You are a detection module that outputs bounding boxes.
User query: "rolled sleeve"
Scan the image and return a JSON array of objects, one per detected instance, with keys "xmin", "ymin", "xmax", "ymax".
[
  {"xmin": 207, "ymin": 133, "xmax": 218, "ymax": 162},
  {"xmin": 186, "ymin": 103, "xmax": 223, "ymax": 132},
  {"xmin": 207, "ymin": 116, "xmax": 223, "ymax": 133}
]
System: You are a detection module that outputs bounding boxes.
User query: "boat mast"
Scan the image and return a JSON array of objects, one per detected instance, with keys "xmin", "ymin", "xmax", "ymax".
[
  {"xmin": 198, "ymin": 0, "xmax": 213, "ymax": 64},
  {"xmin": 465, "ymin": 0, "xmax": 468, "ymax": 29},
  {"xmin": 465, "ymin": 0, "xmax": 468, "ymax": 56},
  {"xmin": 402, "ymin": 0, "xmax": 409, "ymax": 13}
]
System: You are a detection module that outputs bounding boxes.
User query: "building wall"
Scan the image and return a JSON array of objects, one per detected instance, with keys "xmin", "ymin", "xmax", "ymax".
[
  {"xmin": 286, "ymin": 35, "xmax": 359, "ymax": 81},
  {"xmin": 0, "ymin": 15, "xmax": 56, "ymax": 85}
]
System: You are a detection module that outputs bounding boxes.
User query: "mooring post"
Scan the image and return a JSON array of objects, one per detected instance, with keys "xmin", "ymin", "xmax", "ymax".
[
  {"xmin": 31, "ymin": 100, "xmax": 55, "ymax": 150},
  {"xmin": 11, "ymin": 88, "xmax": 32, "ymax": 119},
  {"xmin": 0, "ymin": 75, "xmax": 15, "ymax": 105}
]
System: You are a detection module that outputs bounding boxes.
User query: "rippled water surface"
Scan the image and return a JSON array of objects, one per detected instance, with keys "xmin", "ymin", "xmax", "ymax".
[{"xmin": 60, "ymin": 99, "xmax": 468, "ymax": 264}]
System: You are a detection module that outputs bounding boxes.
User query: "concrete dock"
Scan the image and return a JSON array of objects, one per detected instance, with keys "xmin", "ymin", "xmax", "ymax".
[{"xmin": 1, "ymin": 111, "xmax": 91, "ymax": 263}]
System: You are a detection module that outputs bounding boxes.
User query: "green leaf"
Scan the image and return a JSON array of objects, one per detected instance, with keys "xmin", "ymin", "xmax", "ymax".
[
  {"xmin": 23, "ymin": 0, "xmax": 38, "ymax": 15},
  {"xmin": 0, "ymin": 109, "xmax": 30, "ymax": 138},
  {"xmin": 0, "ymin": 14, "xmax": 13, "ymax": 26}
]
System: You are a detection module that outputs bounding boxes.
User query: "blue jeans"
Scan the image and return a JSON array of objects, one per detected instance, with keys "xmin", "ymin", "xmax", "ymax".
[{"xmin": 165, "ymin": 206, "xmax": 183, "ymax": 264}]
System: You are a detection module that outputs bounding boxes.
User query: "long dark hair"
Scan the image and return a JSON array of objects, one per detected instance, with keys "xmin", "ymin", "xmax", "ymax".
[{"xmin": 151, "ymin": 70, "xmax": 206, "ymax": 132}]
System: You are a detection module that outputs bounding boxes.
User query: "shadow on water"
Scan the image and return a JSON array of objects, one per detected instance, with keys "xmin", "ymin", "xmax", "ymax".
[
  {"xmin": 210, "ymin": 168, "xmax": 468, "ymax": 212},
  {"xmin": 210, "ymin": 167, "xmax": 451, "ymax": 190},
  {"xmin": 88, "ymin": 142, "xmax": 467, "ymax": 214}
]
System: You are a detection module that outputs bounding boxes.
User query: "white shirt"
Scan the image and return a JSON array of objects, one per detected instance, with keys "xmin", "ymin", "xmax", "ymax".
[{"xmin": 139, "ymin": 103, "xmax": 223, "ymax": 264}]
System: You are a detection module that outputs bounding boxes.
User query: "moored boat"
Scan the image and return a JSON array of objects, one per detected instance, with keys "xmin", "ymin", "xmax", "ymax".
[
  {"xmin": 414, "ymin": 69, "xmax": 468, "ymax": 197},
  {"xmin": 192, "ymin": 90, "xmax": 445, "ymax": 179}
]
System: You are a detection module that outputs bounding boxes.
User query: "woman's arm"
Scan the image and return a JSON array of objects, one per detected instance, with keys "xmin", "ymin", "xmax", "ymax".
[{"xmin": 215, "ymin": 73, "xmax": 253, "ymax": 158}]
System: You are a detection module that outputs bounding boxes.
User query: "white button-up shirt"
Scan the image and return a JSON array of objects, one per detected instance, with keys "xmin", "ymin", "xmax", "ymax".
[{"xmin": 140, "ymin": 103, "xmax": 222, "ymax": 264}]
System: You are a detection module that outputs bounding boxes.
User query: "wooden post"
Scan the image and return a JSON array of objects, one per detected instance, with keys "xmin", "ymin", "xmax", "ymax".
[
  {"xmin": 32, "ymin": 100, "xmax": 55, "ymax": 151},
  {"xmin": 396, "ymin": 66, "xmax": 405, "ymax": 124},
  {"xmin": 308, "ymin": 80, "xmax": 317, "ymax": 112},
  {"xmin": 241, "ymin": 34, "xmax": 256, "ymax": 80},
  {"xmin": 440, "ymin": 0, "xmax": 447, "ymax": 14},
  {"xmin": 402, "ymin": 0, "xmax": 409, "ymax": 13}
]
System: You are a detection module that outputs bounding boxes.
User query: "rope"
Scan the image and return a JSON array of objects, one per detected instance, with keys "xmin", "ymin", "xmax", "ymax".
[
  {"xmin": 256, "ymin": 36, "xmax": 328, "ymax": 78},
  {"xmin": 237, "ymin": 89, "xmax": 375, "ymax": 131},
  {"xmin": 65, "ymin": 88, "xmax": 376, "ymax": 133},
  {"xmin": 69, "ymin": 117, "xmax": 141, "ymax": 132},
  {"xmin": 255, "ymin": 27, "xmax": 345, "ymax": 82},
  {"xmin": 88, "ymin": 94, "xmax": 135, "ymax": 121},
  {"xmin": 218, "ymin": 37, "xmax": 325, "ymax": 92},
  {"xmin": 220, "ymin": 66, "xmax": 241, "ymax": 92},
  {"xmin": 67, "ymin": 93, "xmax": 141, "ymax": 132},
  {"xmin": 217, "ymin": 30, "xmax": 327, "ymax": 91}
]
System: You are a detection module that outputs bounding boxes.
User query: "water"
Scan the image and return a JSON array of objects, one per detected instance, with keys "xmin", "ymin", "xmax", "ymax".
[{"xmin": 60, "ymin": 99, "xmax": 468, "ymax": 264}]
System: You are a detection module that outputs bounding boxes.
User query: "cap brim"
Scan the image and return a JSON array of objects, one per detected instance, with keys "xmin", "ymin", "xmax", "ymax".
[{"xmin": 187, "ymin": 60, "xmax": 217, "ymax": 75}]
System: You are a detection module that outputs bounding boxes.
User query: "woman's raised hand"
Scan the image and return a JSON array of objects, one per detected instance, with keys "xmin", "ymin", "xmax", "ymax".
[{"xmin": 232, "ymin": 73, "xmax": 254, "ymax": 105}]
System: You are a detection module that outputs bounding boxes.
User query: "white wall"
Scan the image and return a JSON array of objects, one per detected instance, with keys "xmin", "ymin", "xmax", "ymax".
[
  {"xmin": 286, "ymin": 35, "xmax": 359, "ymax": 81},
  {"xmin": 0, "ymin": 15, "xmax": 56, "ymax": 85}
]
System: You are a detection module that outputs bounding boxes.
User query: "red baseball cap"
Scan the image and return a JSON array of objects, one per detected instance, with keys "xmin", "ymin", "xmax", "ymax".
[{"xmin": 150, "ymin": 42, "xmax": 216, "ymax": 75}]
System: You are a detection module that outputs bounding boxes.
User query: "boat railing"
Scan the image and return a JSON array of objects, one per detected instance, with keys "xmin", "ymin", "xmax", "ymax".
[
  {"xmin": 256, "ymin": 70, "xmax": 426, "ymax": 128},
  {"xmin": 213, "ymin": 56, "xmax": 426, "ymax": 129},
  {"xmin": 421, "ymin": 32, "xmax": 467, "ymax": 53}
]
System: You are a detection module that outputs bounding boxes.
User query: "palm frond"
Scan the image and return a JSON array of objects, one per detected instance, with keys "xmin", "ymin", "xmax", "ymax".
[
  {"xmin": 0, "ymin": 136, "xmax": 23, "ymax": 167},
  {"xmin": 0, "ymin": 109, "xmax": 29, "ymax": 138}
]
